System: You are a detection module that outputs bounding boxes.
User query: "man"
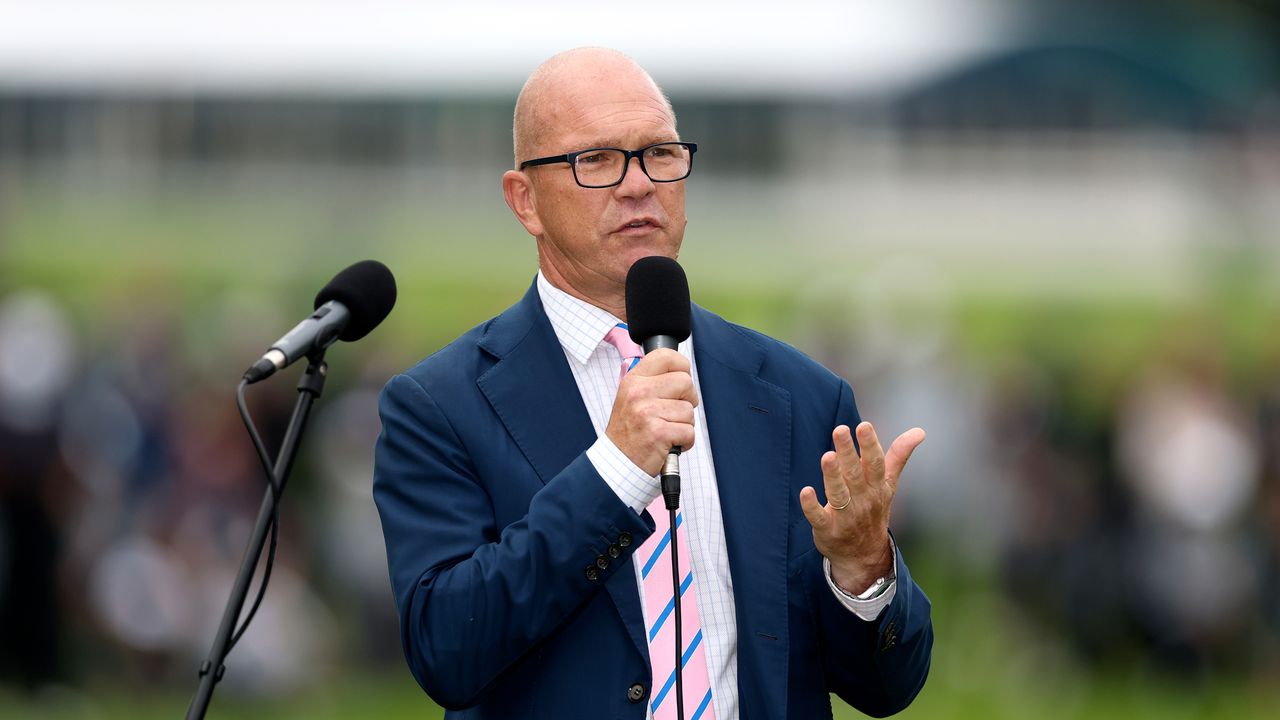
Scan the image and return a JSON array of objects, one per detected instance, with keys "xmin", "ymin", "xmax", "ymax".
[{"xmin": 374, "ymin": 48, "xmax": 932, "ymax": 719}]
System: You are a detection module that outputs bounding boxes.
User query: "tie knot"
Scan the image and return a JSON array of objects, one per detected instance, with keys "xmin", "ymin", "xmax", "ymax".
[
  {"xmin": 604, "ymin": 323, "xmax": 644, "ymax": 360},
  {"xmin": 604, "ymin": 324, "xmax": 644, "ymax": 378}
]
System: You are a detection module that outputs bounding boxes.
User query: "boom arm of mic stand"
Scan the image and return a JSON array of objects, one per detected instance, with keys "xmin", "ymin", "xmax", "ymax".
[{"xmin": 185, "ymin": 354, "xmax": 329, "ymax": 720}]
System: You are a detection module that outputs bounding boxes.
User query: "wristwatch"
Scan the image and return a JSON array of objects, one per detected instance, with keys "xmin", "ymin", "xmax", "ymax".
[{"xmin": 855, "ymin": 574, "xmax": 894, "ymax": 601}]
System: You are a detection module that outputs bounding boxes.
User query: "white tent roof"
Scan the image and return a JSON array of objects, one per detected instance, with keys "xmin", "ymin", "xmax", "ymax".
[{"xmin": 0, "ymin": 0, "xmax": 1013, "ymax": 97}]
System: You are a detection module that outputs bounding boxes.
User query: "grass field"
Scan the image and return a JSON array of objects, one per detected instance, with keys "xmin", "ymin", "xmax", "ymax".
[{"xmin": 2, "ymin": 549, "xmax": 1277, "ymax": 719}]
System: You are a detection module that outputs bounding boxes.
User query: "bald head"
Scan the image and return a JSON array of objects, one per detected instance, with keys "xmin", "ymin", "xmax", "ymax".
[{"xmin": 513, "ymin": 48, "xmax": 676, "ymax": 167}]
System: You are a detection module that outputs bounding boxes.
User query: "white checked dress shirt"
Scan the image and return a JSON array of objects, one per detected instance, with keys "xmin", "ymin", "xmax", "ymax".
[{"xmin": 536, "ymin": 272, "xmax": 894, "ymax": 720}]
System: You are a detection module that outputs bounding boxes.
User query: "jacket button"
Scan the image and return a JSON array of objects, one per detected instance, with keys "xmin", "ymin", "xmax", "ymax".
[
  {"xmin": 608, "ymin": 543, "xmax": 622, "ymax": 558},
  {"xmin": 595, "ymin": 555, "xmax": 610, "ymax": 570},
  {"xmin": 585, "ymin": 566, "xmax": 599, "ymax": 581},
  {"xmin": 618, "ymin": 532, "xmax": 633, "ymax": 548},
  {"xmin": 627, "ymin": 683, "xmax": 646, "ymax": 703}
]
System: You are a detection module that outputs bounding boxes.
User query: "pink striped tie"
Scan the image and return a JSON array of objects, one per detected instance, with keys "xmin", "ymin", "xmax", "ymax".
[{"xmin": 603, "ymin": 324, "xmax": 716, "ymax": 720}]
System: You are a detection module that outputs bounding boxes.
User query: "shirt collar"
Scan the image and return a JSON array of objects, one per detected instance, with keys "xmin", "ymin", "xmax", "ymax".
[{"xmin": 536, "ymin": 271, "xmax": 625, "ymax": 366}]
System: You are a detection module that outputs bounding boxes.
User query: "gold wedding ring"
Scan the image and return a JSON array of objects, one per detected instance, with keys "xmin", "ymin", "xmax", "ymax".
[{"xmin": 829, "ymin": 499, "xmax": 851, "ymax": 511}]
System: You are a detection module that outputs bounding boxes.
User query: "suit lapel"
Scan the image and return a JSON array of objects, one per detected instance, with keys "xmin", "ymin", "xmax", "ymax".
[
  {"xmin": 475, "ymin": 280, "xmax": 651, "ymax": 667},
  {"xmin": 476, "ymin": 282, "xmax": 597, "ymax": 486},
  {"xmin": 692, "ymin": 305, "xmax": 792, "ymax": 719}
]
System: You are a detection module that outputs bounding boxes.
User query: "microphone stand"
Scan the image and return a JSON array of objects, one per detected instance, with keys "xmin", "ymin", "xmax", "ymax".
[
  {"xmin": 185, "ymin": 353, "xmax": 329, "ymax": 720},
  {"xmin": 661, "ymin": 447, "xmax": 685, "ymax": 720}
]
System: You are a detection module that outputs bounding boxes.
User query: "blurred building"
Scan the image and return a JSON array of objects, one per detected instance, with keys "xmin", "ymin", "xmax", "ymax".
[{"xmin": 2, "ymin": 3, "xmax": 1275, "ymax": 305}]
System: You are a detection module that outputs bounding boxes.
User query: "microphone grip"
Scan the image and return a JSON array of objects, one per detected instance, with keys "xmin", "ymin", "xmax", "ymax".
[
  {"xmin": 643, "ymin": 334, "xmax": 683, "ymax": 509},
  {"xmin": 643, "ymin": 335, "xmax": 680, "ymax": 354},
  {"xmin": 661, "ymin": 446, "xmax": 681, "ymax": 510}
]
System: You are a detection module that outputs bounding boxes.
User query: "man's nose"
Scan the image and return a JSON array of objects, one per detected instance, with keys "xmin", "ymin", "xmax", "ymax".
[{"xmin": 614, "ymin": 156, "xmax": 654, "ymax": 197}]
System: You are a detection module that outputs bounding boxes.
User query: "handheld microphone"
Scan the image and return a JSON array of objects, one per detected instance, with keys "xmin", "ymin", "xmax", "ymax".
[
  {"xmin": 243, "ymin": 260, "xmax": 397, "ymax": 384},
  {"xmin": 626, "ymin": 255, "xmax": 692, "ymax": 720},
  {"xmin": 625, "ymin": 255, "xmax": 692, "ymax": 511}
]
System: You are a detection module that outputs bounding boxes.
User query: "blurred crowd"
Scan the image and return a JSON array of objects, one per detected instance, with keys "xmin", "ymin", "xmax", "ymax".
[
  {"xmin": 982, "ymin": 339, "xmax": 1279, "ymax": 676},
  {"xmin": 0, "ymin": 287, "xmax": 402, "ymax": 696},
  {"xmin": 1, "ymin": 279, "xmax": 1278, "ymax": 702},
  {"xmin": 795, "ymin": 282, "xmax": 1280, "ymax": 685}
]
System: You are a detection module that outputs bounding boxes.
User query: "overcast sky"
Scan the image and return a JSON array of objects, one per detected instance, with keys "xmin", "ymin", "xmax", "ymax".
[{"xmin": 0, "ymin": 0, "xmax": 1015, "ymax": 97}]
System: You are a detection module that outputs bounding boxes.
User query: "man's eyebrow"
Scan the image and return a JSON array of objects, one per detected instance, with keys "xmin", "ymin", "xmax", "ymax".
[
  {"xmin": 575, "ymin": 136, "xmax": 679, "ymax": 150},
  {"xmin": 580, "ymin": 137, "xmax": 625, "ymax": 149}
]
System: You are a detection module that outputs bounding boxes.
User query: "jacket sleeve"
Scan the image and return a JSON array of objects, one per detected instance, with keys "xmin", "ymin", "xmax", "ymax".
[
  {"xmin": 808, "ymin": 379, "xmax": 933, "ymax": 717},
  {"xmin": 372, "ymin": 373, "xmax": 653, "ymax": 709}
]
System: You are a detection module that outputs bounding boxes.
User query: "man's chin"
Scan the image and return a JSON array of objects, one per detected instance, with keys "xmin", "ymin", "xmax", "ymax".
[{"xmin": 612, "ymin": 236, "xmax": 679, "ymax": 260}]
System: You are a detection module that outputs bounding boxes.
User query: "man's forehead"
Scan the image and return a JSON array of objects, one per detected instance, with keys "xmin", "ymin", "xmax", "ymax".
[
  {"xmin": 543, "ymin": 65, "xmax": 667, "ymax": 112},
  {"xmin": 552, "ymin": 97, "xmax": 673, "ymax": 135},
  {"xmin": 536, "ymin": 85, "xmax": 674, "ymax": 147}
]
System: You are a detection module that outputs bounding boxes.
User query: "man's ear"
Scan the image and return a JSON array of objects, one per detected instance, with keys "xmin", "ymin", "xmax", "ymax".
[{"xmin": 502, "ymin": 170, "xmax": 543, "ymax": 238}]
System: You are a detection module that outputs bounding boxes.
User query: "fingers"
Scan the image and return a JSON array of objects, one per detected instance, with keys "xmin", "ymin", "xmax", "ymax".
[
  {"xmin": 856, "ymin": 421, "xmax": 886, "ymax": 484},
  {"xmin": 821, "ymin": 447, "xmax": 853, "ymax": 510},
  {"xmin": 833, "ymin": 425, "xmax": 863, "ymax": 485},
  {"xmin": 654, "ymin": 413, "xmax": 696, "ymax": 450},
  {"xmin": 651, "ymin": 399, "xmax": 697, "ymax": 449},
  {"xmin": 799, "ymin": 486, "xmax": 829, "ymax": 530},
  {"xmin": 829, "ymin": 421, "xmax": 922, "ymax": 494},
  {"xmin": 618, "ymin": 373, "xmax": 698, "ymax": 408},
  {"xmin": 622, "ymin": 351, "xmax": 697, "ymax": 406},
  {"xmin": 641, "ymin": 372, "xmax": 699, "ymax": 406},
  {"xmin": 884, "ymin": 427, "xmax": 926, "ymax": 490},
  {"xmin": 653, "ymin": 398, "xmax": 696, "ymax": 425},
  {"xmin": 628, "ymin": 348, "xmax": 690, "ymax": 377}
]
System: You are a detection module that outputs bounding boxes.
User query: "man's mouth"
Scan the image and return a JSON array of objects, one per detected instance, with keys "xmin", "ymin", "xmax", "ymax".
[{"xmin": 616, "ymin": 218, "xmax": 660, "ymax": 233}]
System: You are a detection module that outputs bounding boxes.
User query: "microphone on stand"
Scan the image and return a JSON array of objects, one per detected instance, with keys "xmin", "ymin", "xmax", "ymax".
[
  {"xmin": 625, "ymin": 255, "xmax": 692, "ymax": 720},
  {"xmin": 187, "ymin": 259, "xmax": 395, "ymax": 720},
  {"xmin": 244, "ymin": 259, "xmax": 397, "ymax": 384}
]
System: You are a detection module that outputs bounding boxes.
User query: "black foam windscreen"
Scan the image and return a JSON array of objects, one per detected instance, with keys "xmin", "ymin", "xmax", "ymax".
[
  {"xmin": 626, "ymin": 256, "xmax": 691, "ymax": 345},
  {"xmin": 314, "ymin": 260, "xmax": 397, "ymax": 342}
]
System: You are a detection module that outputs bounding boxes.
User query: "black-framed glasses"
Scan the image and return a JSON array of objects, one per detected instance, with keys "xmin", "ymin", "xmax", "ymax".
[{"xmin": 519, "ymin": 141, "xmax": 698, "ymax": 188}]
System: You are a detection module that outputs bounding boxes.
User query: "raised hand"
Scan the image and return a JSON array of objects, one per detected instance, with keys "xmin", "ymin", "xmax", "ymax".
[{"xmin": 799, "ymin": 421, "xmax": 925, "ymax": 593}]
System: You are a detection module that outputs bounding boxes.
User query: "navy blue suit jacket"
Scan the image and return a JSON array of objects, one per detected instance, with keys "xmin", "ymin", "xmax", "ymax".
[{"xmin": 373, "ymin": 281, "xmax": 932, "ymax": 719}]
